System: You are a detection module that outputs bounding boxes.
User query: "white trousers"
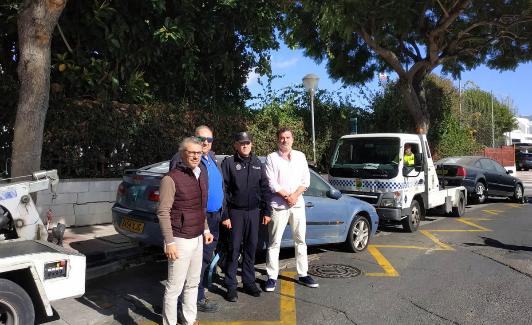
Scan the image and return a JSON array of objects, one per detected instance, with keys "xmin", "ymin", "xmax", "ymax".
[
  {"xmin": 266, "ymin": 206, "xmax": 308, "ymax": 279},
  {"xmin": 162, "ymin": 235, "xmax": 203, "ymax": 325}
]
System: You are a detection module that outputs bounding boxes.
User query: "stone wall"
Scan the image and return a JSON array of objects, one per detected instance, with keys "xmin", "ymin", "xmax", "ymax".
[{"xmin": 36, "ymin": 178, "xmax": 121, "ymax": 227}]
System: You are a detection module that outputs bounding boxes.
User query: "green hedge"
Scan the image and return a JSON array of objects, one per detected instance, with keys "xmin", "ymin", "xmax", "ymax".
[{"xmin": 40, "ymin": 99, "xmax": 248, "ymax": 177}]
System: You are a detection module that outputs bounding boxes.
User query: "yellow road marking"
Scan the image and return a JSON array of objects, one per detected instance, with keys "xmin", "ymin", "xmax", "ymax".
[
  {"xmin": 482, "ymin": 209, "xmax": 503, "ymax": 215},
  {"xmin": 418, "ymin": 230, "xmax": 454, "ymax": 251},
  {"xmin": 455, "ymin": 218, "xmax": 491, "ymax": 231},
  {"xmin": 424, "ymin": 229, "xmax": 487, "ymax": 232},
  {"xmin": 505, "ymin": 203, "xmax": 523, "ymax": 208},
  {"xmin": 372, "ymin": 244, "xmax": 429, "ymax": 250},
  {"xmin": 279, "ymin": 272, "xmax": 297, "ymax": 325},
  {"xmin": 366, "ymin": 245, "xmax": 399, "ymax": 277},
  {"xmin": 366, "ymin": 214, "xmax": 496, "ymax": 277},
  {"xmin": 138, "ymin": 272, "xmax": 297, "ymax": 325}
]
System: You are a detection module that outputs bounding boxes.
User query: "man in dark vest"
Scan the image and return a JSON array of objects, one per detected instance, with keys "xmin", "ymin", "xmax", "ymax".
[
  {"xmin": 170, "ymin": 125, "xmax": 224, "ymax": 313},
  {"xmin": 158, "ymin": 136, "xmax": 214, "ymax": 325},
  {"xmin": 221, "ymin": 131, "xmax": 271, "ymax": 302}
]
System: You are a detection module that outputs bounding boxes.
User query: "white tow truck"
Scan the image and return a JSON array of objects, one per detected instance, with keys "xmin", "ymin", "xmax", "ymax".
[
  {"xmin": 329, "ymin": 133, "xmax": 467, "ymax": 232},
  {"xmin": 0, "ymin": 170, "xmax": 86, "ymax": 324}
]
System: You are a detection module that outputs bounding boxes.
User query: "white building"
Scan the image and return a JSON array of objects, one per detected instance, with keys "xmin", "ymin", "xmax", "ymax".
[{"xmin": 506, "ymin": 116, "xmax": 532, "ymax": 145}]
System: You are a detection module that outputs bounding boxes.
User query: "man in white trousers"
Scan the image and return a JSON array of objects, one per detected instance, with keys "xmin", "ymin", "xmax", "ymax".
[
  {"xmin": 158, "ymin": 137, "xmax": 214, "ymax": 325},
  {"xmin": 264, "ymin": 127, "xmax": 319, "ymax": 292}
]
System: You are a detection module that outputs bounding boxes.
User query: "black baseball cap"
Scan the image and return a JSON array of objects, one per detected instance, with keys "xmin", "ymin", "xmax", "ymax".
[{"xmin": 234, "ymin": 131, "xmax": 252, "ymax": 142}]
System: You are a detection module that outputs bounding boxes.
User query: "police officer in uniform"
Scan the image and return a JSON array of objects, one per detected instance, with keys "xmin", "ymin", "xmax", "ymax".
[{"xmin": 221, "ymin": 131, "xmax": 271, "ymax": 302}]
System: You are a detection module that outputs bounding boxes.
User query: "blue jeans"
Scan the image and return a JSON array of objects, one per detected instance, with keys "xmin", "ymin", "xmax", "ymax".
[{"xmin": 198, "ymin": 210, "xmax": 221, "ymax": 300}]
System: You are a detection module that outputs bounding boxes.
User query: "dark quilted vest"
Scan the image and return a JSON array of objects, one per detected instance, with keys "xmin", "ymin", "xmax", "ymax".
[{"xmin": 167, "ymin": 166, "xmax": 207, "ymax": 238}]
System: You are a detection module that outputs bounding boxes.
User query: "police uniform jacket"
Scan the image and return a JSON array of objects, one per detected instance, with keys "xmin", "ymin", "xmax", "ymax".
[{"xmin": 221, "ymin": 152, "xmax": 272, "ymax": 219}]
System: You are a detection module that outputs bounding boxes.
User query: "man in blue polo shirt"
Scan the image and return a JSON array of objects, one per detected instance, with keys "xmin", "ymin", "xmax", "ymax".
[
  {"xmin": 194, "ymin": 125, "xmax": 224, "ymax": 312},
  {"xmin": 170, "ymin": 125, "xmax": 224, "ymax": 314}
]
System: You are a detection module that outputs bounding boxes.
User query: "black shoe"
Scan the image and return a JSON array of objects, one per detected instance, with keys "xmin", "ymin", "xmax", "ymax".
[
  {"xmin": 264, "ymin": 278, "xmax": 276, "ymax": 292},
  {"xmin": 226, "ymin": 288, "xmax": 238, "ymax": 302},
  {"xmin": 298, "ymin": 275, "xmax": 319, "ymax": 288},
  {"xmin": 197, "ymin": 298, "xmax": 219, "ymax": 313},
  {"xmin": 243, "ymin": 284, "xmax": 261, "ymax": 297}
]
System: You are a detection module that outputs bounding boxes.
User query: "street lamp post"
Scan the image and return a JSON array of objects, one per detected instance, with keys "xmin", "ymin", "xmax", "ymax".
[{"xmin": 303, "ymin": 73, "xmax": 319, "ymax": 164}]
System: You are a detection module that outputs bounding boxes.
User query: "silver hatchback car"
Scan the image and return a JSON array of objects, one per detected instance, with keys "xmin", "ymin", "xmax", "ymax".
[{"xmin": 112, "ymin": 160, "xmax": 379, "ymax": 253}]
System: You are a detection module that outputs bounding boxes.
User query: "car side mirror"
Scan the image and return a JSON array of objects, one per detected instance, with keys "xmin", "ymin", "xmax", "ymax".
[
  {"xmin": 414, "ymin": 153, "xmax": 424, "ymax": 172},
  {"xmin": 506, "ymin": 169, "xmax": 513, "ymax": 174},
  {"xmin": 327, "ymin": 188, "xmax": 342, "ymax": 200}
]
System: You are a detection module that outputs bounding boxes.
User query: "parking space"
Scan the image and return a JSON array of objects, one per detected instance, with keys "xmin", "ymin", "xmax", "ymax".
[
  {"xmin": 364, "ymin": 201, "xmax": 527, "ymax": 277},
  {"xmin": 48, "ymin": 198, "xmax": 532, "ymax": 325}
]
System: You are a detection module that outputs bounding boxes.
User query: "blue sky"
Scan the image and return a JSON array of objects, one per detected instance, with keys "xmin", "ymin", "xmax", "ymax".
[{"xmin": 247, "ymin": 43, "xmax": 532, "ymax": 117}]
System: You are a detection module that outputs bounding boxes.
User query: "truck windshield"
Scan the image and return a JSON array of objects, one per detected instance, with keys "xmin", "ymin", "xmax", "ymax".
[{"xmin": 330, "ymin": 137, "xmax": 400, "ymax": 179}]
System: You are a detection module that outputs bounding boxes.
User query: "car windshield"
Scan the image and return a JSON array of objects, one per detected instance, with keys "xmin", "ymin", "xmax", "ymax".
[{"xmin": 331, "ymin": 137, "xmax": 400, "ymax": 179}]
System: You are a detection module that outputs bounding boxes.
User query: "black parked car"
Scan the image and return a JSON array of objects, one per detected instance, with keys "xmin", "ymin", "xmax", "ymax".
[{"xmin": 435, "ymin": 156, "xmax": 524, "ymax": 204}]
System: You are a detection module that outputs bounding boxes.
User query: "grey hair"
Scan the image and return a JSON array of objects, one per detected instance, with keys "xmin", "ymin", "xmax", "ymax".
[
  {"xmin": 178, "ymin": 136, "xmax": 202, "ymax": 153},
  {"xmin": 195, "ymin": 125, "xmax": 212, "ymax": 134}
]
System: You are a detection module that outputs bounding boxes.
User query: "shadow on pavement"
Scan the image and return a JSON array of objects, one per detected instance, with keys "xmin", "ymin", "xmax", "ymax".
[
  {"xmin": 69, "ymin": 235, "xmax": 141, "ymax": 268},
  {"xmin": 463, "ymin": 236, "xmax": 532, "ymax": 252},
  {"xmin": 65, "ymin": 224, "xmax": 116, "ymax": 235},
  {"xmin": 76, "ymin": 261, "xmax": 166, "ymax": 324}
]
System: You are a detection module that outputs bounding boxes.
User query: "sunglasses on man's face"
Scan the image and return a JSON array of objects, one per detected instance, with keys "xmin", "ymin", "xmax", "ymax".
[{"xmin": 196, "ymin": 136, "xmax": 214, "ymax": 143}]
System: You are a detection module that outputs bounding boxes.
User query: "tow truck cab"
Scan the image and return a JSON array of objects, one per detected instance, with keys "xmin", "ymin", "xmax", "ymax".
[{"xmin": 329, "ymin": 133, "xmax": 466, "ymax": 232}]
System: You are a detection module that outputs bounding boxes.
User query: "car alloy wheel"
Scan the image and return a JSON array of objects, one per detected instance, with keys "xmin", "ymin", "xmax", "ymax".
[
  {"xmin": 475, "ymin": 182, "xmax": 486, "ymax": 204},
  {"xmin": 513, "ymin": 184, "xmax": 523, "ymax": 202},
  {"xmin": 346, "ymin": 215, "xmax": 370, "ymax": 252}
]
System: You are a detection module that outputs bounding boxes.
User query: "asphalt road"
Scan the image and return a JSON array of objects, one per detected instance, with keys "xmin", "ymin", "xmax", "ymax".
[{"xmin": 45, "ymin": 194, "xmax": 532, "ymax": 325}]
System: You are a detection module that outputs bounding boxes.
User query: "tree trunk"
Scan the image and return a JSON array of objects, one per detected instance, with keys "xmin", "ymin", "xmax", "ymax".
[
  {"xmin": 398, "ymin": 77, "xmax": 430, "ymax": 134},
  {"xmin": 10, "ymin": 0, "xmax": 67, "ymax": 177}
]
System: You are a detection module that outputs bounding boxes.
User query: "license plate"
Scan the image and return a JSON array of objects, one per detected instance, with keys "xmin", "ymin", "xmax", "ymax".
[
  {"xmin": 120, "ymin": 218, "xmax": 144, "ymax": 233},
  {"xmin": 436, "ymin": 169, "xmax": 448, "ymax": 175}
]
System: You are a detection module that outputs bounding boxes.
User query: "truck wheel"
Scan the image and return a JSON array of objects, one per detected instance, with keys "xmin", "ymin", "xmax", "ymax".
[
  {"xmin": 0, "ymin": 278, "xmax": 35, "ymax": 325},
  {"xmin": 402, "ymin": 200, "xmax": 421, "ymax": 232},
  {"xmin": 474, "ymin": 182, "xmax": 486, "ymax": 204},
  {"xmin": 345, "ymin": 215, "xmax": 370, "ymax": 252},
  {"xmin": 451, "ymin": 192, "xmax": 466, "ymax": 217}
]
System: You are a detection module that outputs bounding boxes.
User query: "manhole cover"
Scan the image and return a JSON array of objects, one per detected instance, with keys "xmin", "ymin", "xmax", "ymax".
[{"xmin": 308, "ymin": 264, "xmax": 361, "ymax": 278}]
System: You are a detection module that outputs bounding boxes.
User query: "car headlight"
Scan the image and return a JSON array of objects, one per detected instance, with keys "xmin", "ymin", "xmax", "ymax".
[
  {"xmin": 380, "ymin": 191, "xmax": 402, "ymax": 208},
  {"xmin": 381, "ymin": 198, "xmax": 395, "ymax": 207}
]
